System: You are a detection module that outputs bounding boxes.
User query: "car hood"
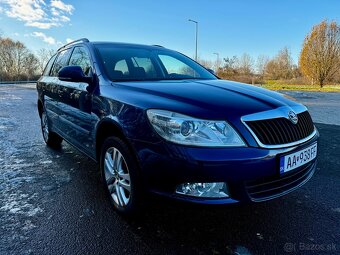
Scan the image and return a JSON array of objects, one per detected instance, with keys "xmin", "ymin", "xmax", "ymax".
[{"xmin": 109, "ymin": 79, "xmax": 302, "ymax": 121}]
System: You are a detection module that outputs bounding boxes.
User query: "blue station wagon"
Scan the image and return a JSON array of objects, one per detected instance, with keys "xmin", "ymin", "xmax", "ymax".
[{"xmin": 37, "ymin": 38, "xmax": 319, "ymax": 214}]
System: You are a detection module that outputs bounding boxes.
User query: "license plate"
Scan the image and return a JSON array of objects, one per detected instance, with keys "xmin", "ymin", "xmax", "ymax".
[{"xmin": 280, "ymin": 143, "xmax": 317, "ymax": 174}]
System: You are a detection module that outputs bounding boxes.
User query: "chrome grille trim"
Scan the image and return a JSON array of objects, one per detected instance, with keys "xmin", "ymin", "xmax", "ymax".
[{"xmin": 241, "ymin": 106, "xmax": 317, "ymax": 149}]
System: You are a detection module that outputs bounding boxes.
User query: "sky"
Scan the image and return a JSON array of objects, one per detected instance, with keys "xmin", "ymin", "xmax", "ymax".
[{"xmin": 0, "ymin": 0, "xmax": 339, "ymax": 64}]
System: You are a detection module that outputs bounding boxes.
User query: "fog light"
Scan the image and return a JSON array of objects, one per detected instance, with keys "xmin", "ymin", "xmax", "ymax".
[{"xmin": 175, "ymin": 182, "xmax": 229, "ymax": 198}]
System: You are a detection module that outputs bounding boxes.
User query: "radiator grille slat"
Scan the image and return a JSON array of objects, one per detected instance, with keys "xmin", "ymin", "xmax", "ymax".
[
  {"xmin": 246, "ymin": 111, "xmax": 314, "ymax": 146},
  {"xmin": 246, "ymin": 161, "xmax": 315, "ymax": 201}
]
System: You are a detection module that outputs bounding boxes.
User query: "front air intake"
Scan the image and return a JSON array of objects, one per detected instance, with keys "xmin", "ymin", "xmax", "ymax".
[{"xmin": 245, "ymin": 111, "xmax": 314, "ymax": 146}]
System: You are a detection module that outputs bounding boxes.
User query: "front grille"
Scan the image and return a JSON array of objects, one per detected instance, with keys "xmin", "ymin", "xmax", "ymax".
[
  {"xmin": 245, "ymin": 161, "xmax": 315, "ymax": 201},
  {"xmin": 245, "ymin": 111, "xmax": 314, "ymax": 146}
]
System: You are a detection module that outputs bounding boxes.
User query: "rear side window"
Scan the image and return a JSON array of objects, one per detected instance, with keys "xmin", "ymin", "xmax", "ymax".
[
  {"xmin": 43, "ymin": 54, "xmax": 57, "ymax": 76},
  {"xmin": 69, "ymin": 47, "xmax": 92, "ymax": 76},
  {"xmin": 50, "ymin": 49, "xmax": 72, "ymax": 77}
]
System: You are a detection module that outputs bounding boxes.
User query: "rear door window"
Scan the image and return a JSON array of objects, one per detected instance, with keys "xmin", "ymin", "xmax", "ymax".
[{"xmin": 50, "ymin": 49, "xmax": 72, "ymax": 77}]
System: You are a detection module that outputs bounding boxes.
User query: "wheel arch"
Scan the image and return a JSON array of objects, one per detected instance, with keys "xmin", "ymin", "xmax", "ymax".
[{"xmin": 95, "ymin": 118, "xmax": 136, "ymax": 162}]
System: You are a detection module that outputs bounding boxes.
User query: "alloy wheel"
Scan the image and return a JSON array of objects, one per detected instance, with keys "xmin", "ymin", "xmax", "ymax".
[
  {"xmin": 104, "ymin": 147, "xmax": 131, "ymax": 207},
  {"xmin": 41, "ymin": 112, "xmax": 49, "ymax": 143}
]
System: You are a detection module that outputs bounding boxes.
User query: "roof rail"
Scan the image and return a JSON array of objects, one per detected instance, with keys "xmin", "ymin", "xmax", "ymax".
[
  {"xmin": 57, "ymin": 38, "xmax": 90, "ymax": 51},
  {"xmin": 152, "ymin": 44, "xmax": 164, "ymax": 48}
]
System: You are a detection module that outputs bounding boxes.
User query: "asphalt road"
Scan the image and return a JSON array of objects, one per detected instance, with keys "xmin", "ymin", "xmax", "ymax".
[{"xmin": 0, "ymin": 85, "xmax": 339, "ymax": 255}]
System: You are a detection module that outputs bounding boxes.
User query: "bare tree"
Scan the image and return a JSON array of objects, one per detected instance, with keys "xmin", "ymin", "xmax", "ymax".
[
  {"xmin": 0, "ymin": 37, "xmax": 39, "ymax": 80},
  {"xmin": 0, "ymin": 38, "xmax": 19, "ymax": 79},
  {"xmin": 23, "ymin": 53, "xmax": 39, "ymax": 80},
  {"xmin": 265, "ymin": 47, "xmax": 294, "ymax": 80},
  {"xmin": 0, "ymin": 32, "xmax": 3, "ymax": 80},
  {"xmin": 37, "ymin": 48, "xmax": 55, "ymax": 74},
  {"xmin": 256, "ymin": 55, "xmax": 269, "ymax": 76},
  {"xmin": 13, "ymin": 41, "xmax": 30, "ymax": 79},
  {"xmin": 238, "ymin": 53, "xmax": 254, "ymax": 75},
  {"xmin": 265, "ymin": 59, "xmax": 279, "ymax": 79},
  {"xmin": 299, "ymin": 20, "xmax": 340, "ymax": 87},
  {"xmin": 277, "ymin": 47, "xmax": 293, "ymax": 79},
  {"xmin": 222, "ymin": 56, "xmax": 239, "ymax": 74}
]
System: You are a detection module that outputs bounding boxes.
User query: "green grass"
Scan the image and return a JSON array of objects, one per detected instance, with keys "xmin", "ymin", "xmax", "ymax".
[{"xmin": 259, "ymin": 83, "xmax": 340, "ymax": 92}]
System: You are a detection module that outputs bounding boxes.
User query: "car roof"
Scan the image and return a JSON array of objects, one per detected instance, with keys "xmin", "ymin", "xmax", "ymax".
[
  {"xmin": 57, "ymin": 38, "xmax": 167, "ymax": 52},
  {"xmin": 92, "ymin": 42, "xmax": 165, "ymax": 49}
]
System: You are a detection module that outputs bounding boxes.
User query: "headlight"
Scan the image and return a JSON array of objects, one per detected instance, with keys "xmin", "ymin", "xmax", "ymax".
[{"xmin": 146, "ymin": 109, "xmax": 246, "ymax": 147}]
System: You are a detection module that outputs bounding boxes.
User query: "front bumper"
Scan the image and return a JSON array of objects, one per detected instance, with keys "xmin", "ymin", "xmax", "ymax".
[{"xmin": 130, "ymin": 132, "xmax": 319, "ymax": 204}]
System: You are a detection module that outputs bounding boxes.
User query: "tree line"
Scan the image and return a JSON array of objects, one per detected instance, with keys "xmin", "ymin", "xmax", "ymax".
[
  {"xmin": 0, "ymin": 20, "xmax": 339, "ymax": 87},
  {"xmin": 206, "ymin": 46, "xmax": 301, "ymax": 85},
  {"xmin": 201, "ymin": 20, "xmax": 340, "ymax": 88},
  {"xmin": 0, "ymin": 35, "xmax": 54, "ymax": 82}
]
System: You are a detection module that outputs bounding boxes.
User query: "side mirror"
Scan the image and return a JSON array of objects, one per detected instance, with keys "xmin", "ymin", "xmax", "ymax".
[{"xmin": 58, "ymin": 66, "xmax": 92, "ymax": 84}]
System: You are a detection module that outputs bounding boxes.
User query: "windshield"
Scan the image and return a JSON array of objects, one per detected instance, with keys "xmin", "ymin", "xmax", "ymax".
[{"xmin": 95, "ymin": 44, "xmax": 217, "ymax": 81}]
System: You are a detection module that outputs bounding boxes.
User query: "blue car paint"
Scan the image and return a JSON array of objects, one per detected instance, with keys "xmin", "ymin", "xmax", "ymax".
[{"xmin": 37, "ymin": 41, "xmax": 318, "ymax": 204}]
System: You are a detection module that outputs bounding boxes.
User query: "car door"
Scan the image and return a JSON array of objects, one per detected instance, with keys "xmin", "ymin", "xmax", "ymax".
[
  {"xmin": 43, "ymin": 49, "xmax": 72, "ymax": 135},
  {"xmin": 56, "ymin": 46, "xmax": 98, "ymax": 157}
]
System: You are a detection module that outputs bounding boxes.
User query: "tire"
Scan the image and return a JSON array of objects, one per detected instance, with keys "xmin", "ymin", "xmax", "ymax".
[
  {"xmin": 100, "ymin": 136, "xmax": 142, "ymax": 215},
  {"xmin": 41, "ymin": 110, "xmax": 63, "ymax": 147}
]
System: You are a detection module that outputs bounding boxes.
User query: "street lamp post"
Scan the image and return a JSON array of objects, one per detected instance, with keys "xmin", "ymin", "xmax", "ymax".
[
  {"xmin": 213, "ymin": 52, "xmax": 219, "ymax": 72},
  {"xmin": 188, "ymin": 19, "xmax": 198, "ymax": 61}
]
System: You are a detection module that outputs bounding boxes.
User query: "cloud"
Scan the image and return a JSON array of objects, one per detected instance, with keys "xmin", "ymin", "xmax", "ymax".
[
  {"xmin": 32, "ymin": 31, "xmax": 56, "ymax": 45},
  {"xmin": 0, "ymin": 0, "xmax": 74, "ymax": 29},
  {"xmin": 4, "ymin": 0, "xmax": 45, "ymax": 22},
  {"xmin": 51, "ymin": 7, "xmax": 60, "ymax": 16},
  {"xmin": 26, "ymin": 21, "xmax": 57, "ymax": 29},
  {"xmin": 59, "ymin": 15, "xmax": 70, "ymax": 22},
  {"xmin": 66, "ymin": 38, "xmax": 73, "ymax": 43},
  {"xmin": 50, "ymin": 0, "xmax": 73, "ymax": 14}
]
